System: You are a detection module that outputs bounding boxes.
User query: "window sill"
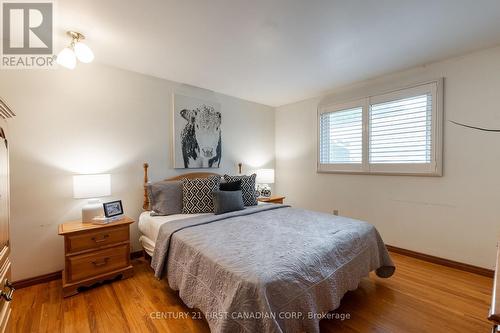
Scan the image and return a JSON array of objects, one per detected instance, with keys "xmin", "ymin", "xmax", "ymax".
[{"xmin": 316, "ymin": 168, "xmax": 442, "ymax": 177}]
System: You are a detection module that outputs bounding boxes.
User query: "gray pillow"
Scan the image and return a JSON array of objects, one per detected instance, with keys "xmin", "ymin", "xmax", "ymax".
[
  {"xmin": 147, "ymin": 180, "xmax": 183, "ymax": 216},
  {"xmin": 212, "ymin": 190, "xmax": 245, "ymax": 215}
]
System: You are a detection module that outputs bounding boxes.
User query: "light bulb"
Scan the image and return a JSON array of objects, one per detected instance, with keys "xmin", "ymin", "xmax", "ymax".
[
  {"xmin": 56, "ymin": 47, "xmax": 76, "ymax": 69},
  {"xmin": 74, "ymin": 42, "xmax": 94, "ymax": 63}
]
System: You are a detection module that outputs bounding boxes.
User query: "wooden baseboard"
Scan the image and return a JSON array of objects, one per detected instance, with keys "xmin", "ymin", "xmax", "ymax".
[
  {"xmin": 12, "ymin": 250, "xmax": 145, "ymax": 289},
  {"xmin": 12, "ymin": 247, "xmax": 493, "ymax": 289},
  {"xmin": 130, "ymin": 250, "xmax": 144, "ymax": 259},
  {"xmin": 386, "ymin": 245, "xmax": 494, "ymax": 278},
  {"xmin": 12, "ymin": 271, "xmax": 62, "ymax": 289}
]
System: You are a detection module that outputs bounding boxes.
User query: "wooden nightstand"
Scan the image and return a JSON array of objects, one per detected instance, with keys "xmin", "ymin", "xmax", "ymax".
[
  {"xmin": 257, "ymin": 196, "xmax": 285, "ymax": 204},
  {"xmin": 58, "ymin": 217, "xmax": 134, "ymax": 297}
]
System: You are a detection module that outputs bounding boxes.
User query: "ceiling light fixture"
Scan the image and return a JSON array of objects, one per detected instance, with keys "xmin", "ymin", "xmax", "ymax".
[{"xmin": 57, "ymin": 31, "xmax": 94, "ymax": 69}]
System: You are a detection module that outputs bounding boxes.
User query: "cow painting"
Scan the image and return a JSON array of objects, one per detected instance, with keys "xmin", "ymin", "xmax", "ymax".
[{"xmin": 179, "ymin": 105, "xmax": 221, "ymax": 168}]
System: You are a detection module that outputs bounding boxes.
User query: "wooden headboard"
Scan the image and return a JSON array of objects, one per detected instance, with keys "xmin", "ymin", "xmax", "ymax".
[{"xmin": 142, "ymin": 162, "xmax": 220, "ymax": 210}]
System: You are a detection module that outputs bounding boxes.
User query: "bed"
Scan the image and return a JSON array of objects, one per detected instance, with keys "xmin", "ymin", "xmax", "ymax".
[
  {"xmin": 139, "ymin": 212, "xmax": 210, "ymax": 256},
  {"xmin": 139, "ymin": 163, "xmax": 395, "ymax": 333}
]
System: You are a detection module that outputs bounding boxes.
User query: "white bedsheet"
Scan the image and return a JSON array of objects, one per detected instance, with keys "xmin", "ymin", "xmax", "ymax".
[
  {"xmin": 138, "ymin": 211, "xmax": 210, "ymax": 254},
  {"xmin": 138, "ymin": 202, "xmax": 270, "ymax": 255}
]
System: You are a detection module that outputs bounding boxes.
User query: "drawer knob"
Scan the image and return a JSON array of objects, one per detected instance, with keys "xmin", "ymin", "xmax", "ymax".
[
  {"xmin": 92, "ymin": 257, "xmax": 110, "ymax": 267},
  {"xmin": 91, "ymin": 234, "xmax": 110, "ymax": 243},
  {"xmin": 0, "ymin": 279, "xmax": 14, "ymax": 302}
]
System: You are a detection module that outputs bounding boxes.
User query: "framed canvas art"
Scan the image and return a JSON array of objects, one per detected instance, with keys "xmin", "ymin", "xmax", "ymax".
[{"xmin": 173, "ymin": 94, "xmax": 222, "ymax": 168}]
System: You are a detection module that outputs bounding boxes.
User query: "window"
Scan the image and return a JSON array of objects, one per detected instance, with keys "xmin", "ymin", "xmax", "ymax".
[
  {"xmin": 318, "ymin": 80, "xmax": 442, "ymax": 175},
  {"xmin": 319, "ymin": 106, "xmax": 363, "ymax": 164}
]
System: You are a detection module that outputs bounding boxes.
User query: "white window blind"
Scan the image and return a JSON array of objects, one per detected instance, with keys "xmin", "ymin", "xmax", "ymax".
[
  {"xmin": 369, "ymin": 94, "xmax": 432, "ymax": 164},
  {"xmin": 319, "ymin": 107, "xmax": 362, "ymax": 164},
  {"xmin": 317, "ymin": 80, "xmax": 442, "ymax": 176}
]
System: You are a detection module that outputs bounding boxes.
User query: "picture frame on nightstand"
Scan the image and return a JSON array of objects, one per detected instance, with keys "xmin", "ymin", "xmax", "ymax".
[{"xmin": 103, "ymin": 200, "xmax": 123, "ymax": 218}]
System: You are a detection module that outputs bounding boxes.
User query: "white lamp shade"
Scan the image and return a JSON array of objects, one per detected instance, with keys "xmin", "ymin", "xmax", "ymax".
[
  {"xmin": 255, "ymin": 169, "xmax": 275, "ymax": 184},
  {"xmin": 56, "ymin": 47, "xmax": 76, "ymax": 69},
  {"xmin": 74, "ymin": 41, "xmax": 94, "ymax": 63},
  {"xmin": 73, "ymin": 174, "xmax": 111, "ymax": 199}
]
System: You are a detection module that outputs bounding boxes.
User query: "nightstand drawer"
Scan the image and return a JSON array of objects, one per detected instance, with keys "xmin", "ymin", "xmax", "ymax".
[
  {"xmin": 66, "ymin": 225, "xmax": 129, "ymax": 253},
  {"xmin": 67, "ymin": 245, "xmax": 129, "ymax": 282}
]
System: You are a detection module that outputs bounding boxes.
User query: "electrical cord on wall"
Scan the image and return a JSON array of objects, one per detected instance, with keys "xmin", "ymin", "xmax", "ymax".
[{"xmin": 450, "ymin": 120, "xmax": 500, "ymax": 132}]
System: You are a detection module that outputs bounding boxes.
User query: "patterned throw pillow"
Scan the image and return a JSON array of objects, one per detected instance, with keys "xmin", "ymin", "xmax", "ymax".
[
  {"xmin": 182, "ymin": 176, "xmax": 221, "ymax": 214},
  {"xmin": 223, "ymin": 174, "xmax": 257, "ymax": 206}
]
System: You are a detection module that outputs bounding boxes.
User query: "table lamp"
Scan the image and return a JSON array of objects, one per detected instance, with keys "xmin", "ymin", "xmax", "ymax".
[
  {"xmin": 73, "ymin": 174, "xmax": 111, "ymax": 222},
  {"xmin": 255, "ymin": 169, "xmax": 274, "ymax": 197}
]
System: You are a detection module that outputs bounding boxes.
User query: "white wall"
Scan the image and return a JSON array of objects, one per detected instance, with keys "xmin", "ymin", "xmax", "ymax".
[
  {"xmin": 276, "ymin": 46, "xmax": 500, "ymax": 269},
  {"xmin": 4, "ymin": 45, "xmax": 500, "ymax": 280},
  {"xmin": 0, "ymin": 64, "xmax": 275, "ymax": 280}
]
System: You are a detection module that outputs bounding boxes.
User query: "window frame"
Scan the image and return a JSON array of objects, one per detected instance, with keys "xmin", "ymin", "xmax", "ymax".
[{"xmin": 317, "ymin": 79, "xmax": 443, "ymax": 176}]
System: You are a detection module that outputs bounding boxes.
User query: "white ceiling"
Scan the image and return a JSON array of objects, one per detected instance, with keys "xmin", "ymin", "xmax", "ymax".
[{"xmin": 57, "ymin": 0, "xmax": 500, "ymax": 107}]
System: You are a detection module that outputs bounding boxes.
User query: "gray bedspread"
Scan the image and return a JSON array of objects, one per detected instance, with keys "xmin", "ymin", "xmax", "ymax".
[{"xmin": 151, "ymin": 204, "xmax": 394, "ymax": 333}]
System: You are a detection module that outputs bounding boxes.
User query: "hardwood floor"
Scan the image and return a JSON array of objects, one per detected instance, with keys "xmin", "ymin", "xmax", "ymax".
[{"xmin": 7, "ymin": 252, "xmax": 493, "ymax": 333}]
